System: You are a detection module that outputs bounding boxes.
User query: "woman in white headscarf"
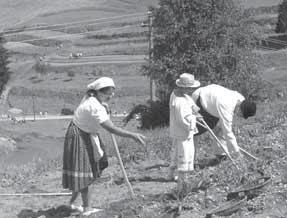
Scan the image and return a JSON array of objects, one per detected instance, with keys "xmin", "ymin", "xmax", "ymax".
[{"xmin": 62, "ymin": 77, "xmax": 145, "ymax": 216}]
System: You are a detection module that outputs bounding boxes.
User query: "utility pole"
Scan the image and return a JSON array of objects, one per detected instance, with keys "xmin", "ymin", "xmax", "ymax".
[
  {"xmin": 148, "ymin": 10, "xmax": 156, "ymax": 102},
  {"xmin": 32, "ymin": 95, "xmax": 36, "ymax": 121}
]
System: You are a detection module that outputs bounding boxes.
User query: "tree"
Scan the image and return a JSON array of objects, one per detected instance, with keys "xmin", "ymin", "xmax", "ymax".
[
  {"xmin": 0, "ymin": 36, "xmax": 11, "ymax": 95},
  {"xmin": 276, "ymin": 0, "xmax": 287, "ymax": 33},
  {"xmin": 144, "ymin": 0, "xmax": 262, "ymax": 101},
  {"xmin": 128, "ymin": 0, "xmax": 263, "ymax": 129}
]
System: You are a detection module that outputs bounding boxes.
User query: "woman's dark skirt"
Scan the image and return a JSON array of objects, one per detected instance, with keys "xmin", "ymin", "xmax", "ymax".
[
  {"xmin": 195, "ymin": 97, "xmax": 219, "ymax": 136},
  {"xmin": 62, "ymin": 122, "xmax": 108, "ymax": 192}
]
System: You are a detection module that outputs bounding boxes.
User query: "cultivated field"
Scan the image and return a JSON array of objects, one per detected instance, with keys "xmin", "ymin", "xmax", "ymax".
[
  {"xmin": 1, "ymin": 0, "xmax": 157, "ymax": 115},
  {"xmin": 0, "ymin": 0, "xmax": 287, "ymax": 218}
]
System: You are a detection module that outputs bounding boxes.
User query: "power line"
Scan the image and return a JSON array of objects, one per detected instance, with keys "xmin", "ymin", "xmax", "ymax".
[
  {"xmin": 9, "ymin": 25, "xmax": 143, "ymax": 44},
  {"xmin": 1, "ymin": 12, "xmax": 146, "ymax": 35},
  {"xmin": 3, "ymin": 15, "xmax": 146, "ymax": 38},
  {"xmin": 263, "ymin": 38, "xmax": 287, "ymax": 46},
  {"xmin": 257, "ymin": 45, "xmax": 278, "ymax": 51}
]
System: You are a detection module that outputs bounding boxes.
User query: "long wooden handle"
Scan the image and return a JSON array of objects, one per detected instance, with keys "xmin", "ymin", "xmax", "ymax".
[
  {"xmin": 111, "ymin": 134, "xmax": 135, "ymax": 198},
  {"xmin": 197, "ymin": 119, "xmax": 260, "ymax": 161},
  {"xmin": 196, "ymin": 119, "xmax": 239, "ymax": 170},
  {"xmin": 239, "ymin": 147, "xmax": 260, "ymax": 161}
]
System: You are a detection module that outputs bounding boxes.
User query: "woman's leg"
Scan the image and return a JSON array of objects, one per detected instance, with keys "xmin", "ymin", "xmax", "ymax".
[
  {"xmin": 69, "ymin": 191, "xmax": 84, "ymax": 212},
  {"xmin": 69, "ymin": 191, "xmax": 79, "ymax": 205},
  {"xmin": 81, "ymin": 186, "xmax": 101, "ymax": 216},
  {"xmin": 81, "ymin": 186, "xmax": 90, "ymax": 210}
]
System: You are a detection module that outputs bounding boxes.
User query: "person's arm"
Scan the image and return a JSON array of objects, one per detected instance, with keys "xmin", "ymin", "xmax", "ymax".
[
  {"xmin": 101, "ymin": 119, "xmax": 145, "ymax": 146},
  {"xmin": 191, "ymin": 89, "xmax": 200, "ymax": 102}
]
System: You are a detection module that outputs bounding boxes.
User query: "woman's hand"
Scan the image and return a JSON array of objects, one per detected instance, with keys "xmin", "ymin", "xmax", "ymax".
[
  {"xmin": 131, "ymin": 133, "xmax": 146, "ymax": 146},
  {"xmin": 101, "ymin": 120, "xmax": 146, "ymax": 145}
]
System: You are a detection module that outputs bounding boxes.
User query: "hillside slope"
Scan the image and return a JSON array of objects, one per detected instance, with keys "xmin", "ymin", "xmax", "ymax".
[{"xmin": 0, "ymin": 0, "xmax": 158, "ymax": 114}]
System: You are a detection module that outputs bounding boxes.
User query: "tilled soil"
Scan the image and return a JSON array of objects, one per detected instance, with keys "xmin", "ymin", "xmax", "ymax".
[{"xmin": 1, "ymin": 154, "xmax": 287, "ymax": 218}]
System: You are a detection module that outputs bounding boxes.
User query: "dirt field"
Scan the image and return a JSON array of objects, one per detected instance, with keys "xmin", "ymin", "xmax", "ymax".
[
  {"xmin": 0, "ymin": 0, "xmax": 157, "ymax": 115},
  {"xmin": 1, "ymin": 97, "xmax": 287, "ymax": 218}
]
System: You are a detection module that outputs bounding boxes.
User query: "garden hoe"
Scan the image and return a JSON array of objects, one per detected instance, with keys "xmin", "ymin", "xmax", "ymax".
[
  {"xmin": 111, "ymin": 133, "xmax": 135, "ymax": 199},
  {"xmin": 195, "ymin": 117, "xmax": 240, "ymax": 170},
  {"xmin": 106, "ymin": 105, "xmax": 135, "ymax": 199},
  {"xmin": 196, "ymin": 117, "xmax": 260, "ymax": 161}
]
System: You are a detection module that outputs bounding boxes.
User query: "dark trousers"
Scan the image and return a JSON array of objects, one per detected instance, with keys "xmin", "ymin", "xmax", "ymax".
[{"xmin": 195, "ymin": 97, "xmax": 219, "ymax": 136}]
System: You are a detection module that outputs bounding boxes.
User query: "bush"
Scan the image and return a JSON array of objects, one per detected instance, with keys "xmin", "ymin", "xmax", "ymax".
[
  {"xmin": 33, "ymin": 60, "xmax": 50, "ymax": 75},
  {"xmin": 61, "ymin": 108, "xmax": 74, "ymax": 115},
  {"xmin": 276, "ymin": 0, "xmax": 287, "ymax": 33},
  {"xmin": 67, "ymin": 71, "xmax": 75, "ymax": 77},
  {"xmin": 123, "ymin": 100, "xmax": 169, "ymax": 129}
]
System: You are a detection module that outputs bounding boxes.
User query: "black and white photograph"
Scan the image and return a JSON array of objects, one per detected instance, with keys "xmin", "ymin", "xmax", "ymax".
[{"xmin": 0, "ymin": 0, "xmax": 286, "ymax": 217}]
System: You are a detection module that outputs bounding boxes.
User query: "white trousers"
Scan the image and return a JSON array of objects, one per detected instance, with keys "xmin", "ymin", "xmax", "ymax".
[
  {"xmin": 170, "ymin": 137, "xmax": 195, "ymax": 172},
  {"xmin": 213, "ymin": 125, "xmax": 239, "ymax": 155}
]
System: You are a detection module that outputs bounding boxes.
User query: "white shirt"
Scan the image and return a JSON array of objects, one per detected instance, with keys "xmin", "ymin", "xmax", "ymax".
[
  {"xmin": 73, "ymin": 96, "xmax": 109, "ymax": 134},
  {"xmin": 191, "ymin": 84, "xmax": 245, "ymax": 150},
  {"xmin": 169, "ymin": 91, "xmax": 199, "ymax": 140}
]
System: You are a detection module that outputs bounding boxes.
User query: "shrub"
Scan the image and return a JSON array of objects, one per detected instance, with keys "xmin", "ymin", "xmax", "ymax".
[
  {"xmin": 276, "ymin": 0, "xmax": 287, "ymax": 33},
  {"xmin": 123, "ymin": 100, "xmax": 169, "ymax": 129},
  {"xmin": 67, "ymin": 70, "xmax": 75, "ymax": 77},
  {"xmin": 33, "ymin": 60, "xmax": 50, "ymax": 75},
  {"xmin": 61, "ymin": 108, "xmax": 74, "ymax": 115}
]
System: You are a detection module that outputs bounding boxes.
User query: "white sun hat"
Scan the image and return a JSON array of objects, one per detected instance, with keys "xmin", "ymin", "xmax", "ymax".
[
  {"xmin": 87, "ymin": 77, "xmax": 115, "ymax": 90},
  {"xmin": 175, "ymin": 73, "xmax": 200, "ymax": 88}
]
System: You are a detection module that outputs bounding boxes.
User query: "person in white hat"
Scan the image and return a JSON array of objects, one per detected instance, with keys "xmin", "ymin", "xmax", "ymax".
[
  {"xmin": 62, "ymin": 77, "xmax": 146, "ymax": 216},
  {"xmin": 169, "ymin": 73, "xmax": 200, "ymax": 192}
]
